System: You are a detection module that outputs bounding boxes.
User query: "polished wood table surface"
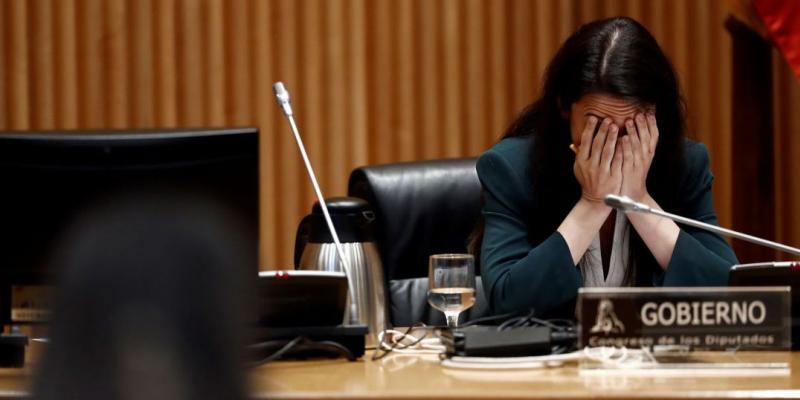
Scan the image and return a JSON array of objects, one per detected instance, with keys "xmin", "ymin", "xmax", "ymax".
[
  {"xmin": 249, "ymin": 351, "xmax": 800, "ymax": 400},
  {"xmin": 3, "ymin": 344, "xmax": 800, "ymax": 399}
]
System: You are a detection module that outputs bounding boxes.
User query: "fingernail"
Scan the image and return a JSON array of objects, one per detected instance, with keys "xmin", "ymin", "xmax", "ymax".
[
  {"xmin": 610, "ymin": 125, "xmax": 618, "ymax": 132},
  {"xmin": 603, "ymin": 118, "xmax": 612, "ymax": 125},
  {"xmin": 588, "ymin": 116, "xmax": 597, "ymax": 124}
]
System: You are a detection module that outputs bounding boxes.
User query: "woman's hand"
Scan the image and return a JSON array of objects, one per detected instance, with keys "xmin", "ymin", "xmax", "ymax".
[
  {"xmin": 560, "ymin": 116, "xmax": 622, "ymax": 264},
  {"xmin": 621, "ymin": 113, "xmax": 659, "ymax": 202},
  {"xmin": 573, "ymin": 117, "xmax": 623, "ymax": 204},
  {"xmin": 620, "ymin": 112, "xmax": 679, "ymax": 269}
]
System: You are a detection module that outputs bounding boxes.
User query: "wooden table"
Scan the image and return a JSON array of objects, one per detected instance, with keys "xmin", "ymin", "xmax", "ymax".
[
  {"xmin": 3, "ymin": 345, "xmax": 800, "ymax": 399},
  {"xmin": 249, "ymin": 351, "xmax": 800, "ymax": 400}
]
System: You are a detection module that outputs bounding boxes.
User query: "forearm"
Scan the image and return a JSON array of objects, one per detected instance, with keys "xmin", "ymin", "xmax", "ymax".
[
  {"xmin": 626, "ymin": 193, "xmax": 680, "ymax": 269},
  {"xmin": 485, "ymin": 232, "xmax": 583, "ymax": 316},
  {"xmin": 557, "ymin": 198, "xmax": 611, "ymax": 265}
]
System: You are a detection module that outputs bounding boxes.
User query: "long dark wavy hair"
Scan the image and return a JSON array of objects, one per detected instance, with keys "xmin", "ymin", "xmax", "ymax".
[{"xmin": 471, "ymin": 17, "xmax": 688, "ymax": 285}]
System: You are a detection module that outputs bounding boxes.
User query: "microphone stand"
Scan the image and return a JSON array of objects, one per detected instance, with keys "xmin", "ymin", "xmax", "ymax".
[
  {"xmin": 604, "ymin": 194, "xmax": 800, "ymax": 257},
  {"xmin": 273, "ymin": 81, "xmax": 358, "ymax": 323}
]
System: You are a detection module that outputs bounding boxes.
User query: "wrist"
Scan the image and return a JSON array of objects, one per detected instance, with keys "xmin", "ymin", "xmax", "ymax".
[
  {"xmin": 623, "ymin": 186, "xmax": 650, "ymax": 203},
  {"xmin": 574, "ymin": 196, "xmax": 613, "ymax": 222},
  {"xmin": 558, "ymin": 196, "xmax": 613, "ymax": 265},
  {"xmin": 578, "ymin": 194, "xmax": 612, "ymax": 213},
  {"xmin": 630, "ymin": 191, "xmax": 652, "ymax": 204}
]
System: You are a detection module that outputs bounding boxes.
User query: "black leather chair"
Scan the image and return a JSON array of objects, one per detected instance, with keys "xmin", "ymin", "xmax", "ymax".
[{"xmin": 347, "ymin": 158, "xmax": 489, "ymax": 326}]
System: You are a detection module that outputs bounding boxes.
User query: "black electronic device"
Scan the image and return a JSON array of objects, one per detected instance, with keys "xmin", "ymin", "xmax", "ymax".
[
  {"xmin": 256, "ymin": 270, "xmax": 348, "ymax": 327},
  {"xmin": 441, "ymin": 325, "xmax": 577, "ymax": 358},
  {"xmin": 253, "ymin": 270, "xmax": 364, "ymax": 361},
  {"xmin": 0, "ymin": 128, "xmax": 260, "ymax": 325},
  {"xmin": 249, "ymin": 325, "xmax": 368, "ymax": 361},
  {"xmin": 729, "ymin": 262, "xmax": 800, "ymax": 349}
]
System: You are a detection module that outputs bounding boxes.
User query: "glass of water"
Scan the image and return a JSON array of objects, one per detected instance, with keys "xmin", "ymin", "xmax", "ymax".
[{"xmin": 427, "ymin": 254, "xmax": 476, "ymax": 328}]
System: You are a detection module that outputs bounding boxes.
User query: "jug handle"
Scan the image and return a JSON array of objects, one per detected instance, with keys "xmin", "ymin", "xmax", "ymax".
[{"xmin": 294, "ymin": 214, "xmax": 314, "ymax": 268}]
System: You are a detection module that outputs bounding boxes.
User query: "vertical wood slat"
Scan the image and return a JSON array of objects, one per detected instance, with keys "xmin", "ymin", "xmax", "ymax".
[
  {"xmin": 773, "ymin": 53, "xmax": 787, "ymax": 259},
  {"xmin": 2, "ymin": 0, "xmax": 798, "ymax": 269},
  {"xmin": 9, "ymin": 0, "xmax": 30, "ymax": 129},
  {"xmin": 299, "ymin": 0, "xmax": 324, "ymax": 196},
  {"xmin": 509, "ymin": 0, "xmax": 535, "ymax": 112},
  {"xmin": 55, "ymin": 0, "xmax": 78, "ymax": 129},
  {"xmin": 177, "ymin": 0, "xmax": 202, "ymax": 126},
  {"xmin": 728, "ymin": 17, "xmax": 776, "ymax": 262},
  {"xmin": 226, "ymin": 0, "xmax": 250, "ymax": 126},
  {"xmin": 464, "ymin": 0, "xmax": 486, "ymax": 156},
  {"xmin": 556, "ymin": 1, "xmax": 576, "ymax": 48},
  {"xmin": 773, "ymin": 53, "xmax": 800, "ymax": 260},
  {"xmin": 533, "ymin": 0, "xmax": 554, "ymax": 95},
  {"xmin": 154, "ymin": 0, "xmax": 177, "ymax": 127},
  {"xmin": 78, "ymin": 0, "xmax": 105, "ymax": 128},
  {"xmin": 31, "ymin": 0, "xmax": 55, "ymax": 130},
  {"xmin": 251, "ymin": 0, "xmax": 275, "ymax": 268},
  {"xmin": 274, "ymin": 0, "xmax": 301, "ymax": 268},
  {"xmin": 367, "ymin": 0, "xmax": 393, "ymax": 164},
  {"xmin": 416, "ymin": 0, "xmax": 441, "ymax": 160},
  {"xmin": 441, "ymin": 0, "xmax": 462, "ymax": 157},
  {"xmin": 130, "ymin": 0, "xmax": 154, "ymax": 127},
  {"xmin": 324, "ymin": 0, "xmax": 348, "ymax": 204},
  {"xmin": 715, "ymin": 0, "xmax": 734, "ymax": 229},
  {"xmin": 487, "ymin": 0, "xmax": 508, "ymax": 142},
  {"xmin": 348, "ymin": 0, "xmax": 368, "ymax": 168},
  {"xmin": 205, "ymin": 0, "xmax": 225, "ymax": 126},
  {"xmin": 0, "ymin": 2, "xmax": 6, "ymax": 129},
  {"xmin": 396, "ymin": 0, "xmax": 415, "ymax": 161},
  {"xmin": 105, "ymin": 0, "xmax": 128, "ymax": 128}
]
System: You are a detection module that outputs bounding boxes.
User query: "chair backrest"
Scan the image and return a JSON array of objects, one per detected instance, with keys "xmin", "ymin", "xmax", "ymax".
[{"xmin": 347, "ymin": 157, "xmax": 482, "ymax": 281}]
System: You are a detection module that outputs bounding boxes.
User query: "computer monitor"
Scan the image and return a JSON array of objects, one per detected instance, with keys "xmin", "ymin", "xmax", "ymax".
[{"xmin": 0, "ymin": 128, "xmax": 259, "ymax": 325}]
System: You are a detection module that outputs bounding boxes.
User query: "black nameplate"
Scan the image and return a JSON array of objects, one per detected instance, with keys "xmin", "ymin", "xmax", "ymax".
[{"xmin": 578, "ymin": 287, "xmax": 791, "ymax": 350}]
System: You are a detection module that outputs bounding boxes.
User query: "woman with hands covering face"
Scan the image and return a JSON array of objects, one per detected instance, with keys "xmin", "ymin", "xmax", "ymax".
[{"xmin": 473, "ymin": 17, "xmax": 737, "ymax": 318}]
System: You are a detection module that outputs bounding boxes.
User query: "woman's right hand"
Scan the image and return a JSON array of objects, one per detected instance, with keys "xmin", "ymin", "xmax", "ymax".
[{"xmin": 573, "ymin": 117, "xmax": 623, "ymax": 204}]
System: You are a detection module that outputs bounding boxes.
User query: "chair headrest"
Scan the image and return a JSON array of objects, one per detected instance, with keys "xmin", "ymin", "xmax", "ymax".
[{"xmin": 348, "ymin": 158, "xmax": 481, "ymax": 280}]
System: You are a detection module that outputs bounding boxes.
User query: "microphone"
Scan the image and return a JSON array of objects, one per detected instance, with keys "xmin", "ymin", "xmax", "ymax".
[
  {"xmin": 604, "ymin": 194, "xmax": 800, "ymax": 256},
  {"xmin": 272, "ymin": 81, "xmax": 355, "ymax": 305},
  {"xmin": 603, "ymin": 194, "xmax": 651, "ymax": 213},
  {"xmin": 273, "ymin": 82, "xmax": 293, "ymax": 117}
]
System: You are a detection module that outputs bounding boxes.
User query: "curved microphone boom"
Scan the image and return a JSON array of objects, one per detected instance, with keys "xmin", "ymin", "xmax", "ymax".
[
  {"xmin": 272, "ymin": 82, "xmax": 355, "ymax": 302},
  {"xmin": 603, "ymin": 194, "xmax": 651, "ymax": 213},
  {"xmin": 604, "ymin": 194, "xmax": 800, "ymax": 257}
]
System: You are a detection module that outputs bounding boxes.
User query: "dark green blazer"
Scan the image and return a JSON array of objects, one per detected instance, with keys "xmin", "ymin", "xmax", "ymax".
[{"xmin": 477, "ymin": 135, "xmax": 738, "ymax": 317}]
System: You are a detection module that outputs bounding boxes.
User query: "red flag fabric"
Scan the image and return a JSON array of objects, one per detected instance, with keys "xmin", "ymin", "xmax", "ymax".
[{"xmin": 753, "ymin": 0, "xmax": 800, "ymax": 80}]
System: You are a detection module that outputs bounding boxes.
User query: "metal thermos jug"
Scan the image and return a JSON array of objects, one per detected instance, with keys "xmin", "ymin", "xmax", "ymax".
[{"xmin": 297, "ymin": 197, "xmax": 387, "ymax": 347}]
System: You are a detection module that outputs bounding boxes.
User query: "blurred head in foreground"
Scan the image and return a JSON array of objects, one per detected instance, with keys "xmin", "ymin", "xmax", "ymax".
[{"xmin": 34, "ymin": 192, "xmax": 255, "ymax": 400}]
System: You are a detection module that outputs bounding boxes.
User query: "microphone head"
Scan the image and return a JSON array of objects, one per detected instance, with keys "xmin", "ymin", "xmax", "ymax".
[
  {"xmin": 272, "ymin": 81, "xmax": 291, "ymax": 104},
  {"xmin": 604, "ymin": 194, "xmax": 638, "ymax": 212}
]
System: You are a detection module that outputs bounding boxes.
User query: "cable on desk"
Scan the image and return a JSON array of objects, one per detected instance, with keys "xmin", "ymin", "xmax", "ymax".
[
  {"xmin": 372, "ymin": 323, "xmax": 454, "ymax": 360},
  {"xmin": 458, "ymin": 311, "xmax": 520, "ymax": 328},
  {"xmin": 371, "ymin": 323, "xmax": 437, "ymax": 360},
  {"xmin": 373, "ymin": 310, "xmax": 579, "ymax": 361},
  {"xmin": 248, "ymin": 336, "xmax": 356, "ymax": 366},
  {"xmin": 495, "ymin": 309, "xmax": 575, "ymax": 333}
]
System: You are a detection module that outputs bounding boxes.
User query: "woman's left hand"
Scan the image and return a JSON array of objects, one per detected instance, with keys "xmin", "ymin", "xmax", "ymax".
[{"xmin": 621, "ymin": 112, "xmax": 659, "ymax": 202}]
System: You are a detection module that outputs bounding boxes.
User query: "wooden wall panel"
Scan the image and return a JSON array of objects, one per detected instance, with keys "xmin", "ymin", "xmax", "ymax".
[
  {"xmin": 8, "ymin": 0, "xmax": 30, "ymax": 130},
  {"xmin": 0, "ymin": 2, "xmax": 6, "ymax": 129},
  {"xmin": 154, "ymin": 0, "xmax": 177, "ymax": 127},
  {"xmin": 773, "ymin": 51, "xmax": 800, "ymax": 260},
  {"xmin": 2, "ymin": 0, "xmax": 798, "ymax": 269},
  {"xmin": 31, "ymin": 0, "xmax": 55, "ymax": 129}
]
